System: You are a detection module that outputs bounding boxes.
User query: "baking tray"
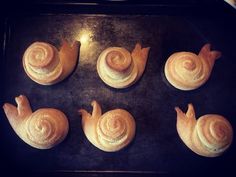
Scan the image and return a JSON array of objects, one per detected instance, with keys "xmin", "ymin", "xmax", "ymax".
[{"xmin": 1, "ymin": 2, "xmax": 236, "ymax": 177}]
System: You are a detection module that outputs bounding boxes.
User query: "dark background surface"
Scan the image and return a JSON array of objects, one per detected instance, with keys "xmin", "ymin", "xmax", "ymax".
[{"xmin": 0, "ymin": 1, "xmax": 236, "ymax": 177}]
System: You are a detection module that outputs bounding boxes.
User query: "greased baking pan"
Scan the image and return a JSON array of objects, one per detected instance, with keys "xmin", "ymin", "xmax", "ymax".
[{"xmin": 0, "ymin": 2, "xmax": 236, "ymax": 177}]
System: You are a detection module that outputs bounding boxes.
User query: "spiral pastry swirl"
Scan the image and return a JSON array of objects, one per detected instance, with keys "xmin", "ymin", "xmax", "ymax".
[
  {"xmin": 79, "ymin": 101, "xmax": 136, "ymax": 152},
  {"xmin": 25, "ymin": 109, "xmax": 69, "ymax": 149},
  {"xmin": 3, "ymin": 95, "xmax": 69, "ymax": 149},
  {"xmin": 23, "ymin": 42, "xmax": 62, "ymax": 84},
  {"xmin": 97, "ymin": 43, "xmax": 150, "ymax": 89},
  {"xmin": 23, "ymin": 40, "xmax": 80, "ymax": 85},
  {"xmin": 195, "ymin": 115, "xmax": 233, "ymax": 154},
  {"xmin": 175, "ymin": 104, "xmax": 233, "ymax": 157},
  {"xmin": 164, "ymin": 44, "xmax": 221, "ymax": 90}
]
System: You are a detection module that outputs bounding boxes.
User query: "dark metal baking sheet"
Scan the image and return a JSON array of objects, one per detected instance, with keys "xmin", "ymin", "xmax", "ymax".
[{"xmin": 1, "ymin": 13, "xmax": 236, "ymax": 176}]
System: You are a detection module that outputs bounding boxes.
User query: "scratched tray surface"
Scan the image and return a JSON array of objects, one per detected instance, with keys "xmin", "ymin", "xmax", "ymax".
[{"xmin": 1, "ymin": 15, "xmax": 236, "ymax": 174}]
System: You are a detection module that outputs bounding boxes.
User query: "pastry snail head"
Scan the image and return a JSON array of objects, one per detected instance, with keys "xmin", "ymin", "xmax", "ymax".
[
  {"xmin": 164, "ymin": 44, "xmax": 222, "ymax": 90},
  {"xmin": 23, "ymin": 40, "xmax": 80, "ymax": 85},
  {"xmin": 175, "ymin": 104, "xmax": 233, "ymax": 157},
  {"xmin": 79, "ymin": 101, "xmax": 136, "ymax": 152},
  {"xmin": 3, "ymin": 95, "xmax": 69, "ymax": 149},
  {"xmin": 97, "ymin": 43, "xmax": 150, "ymax": 89}
]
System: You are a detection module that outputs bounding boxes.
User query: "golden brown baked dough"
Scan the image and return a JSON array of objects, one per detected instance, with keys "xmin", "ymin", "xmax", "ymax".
[
  {"xmin": 23, "ymin": 40, "xmax": 80, "ymax": 85},
  {"xmin": 79, "ymin": 101, "xmax": 136, "ymax": 152},
  {"xmin": 164, "ymin": 44, "xmax": 221, "ymax": 90},
  {"xmin": 225, "ymin": 0, "xmax": 236, "ymax": 7},
  {"xmin": 3, "ymin": 95, "xmax": 69, "ymax": 149},
  {"xmin": 175, "ymin": 104, "xmax": 233, "ymax": 157},
  {"xmin": 97, "ymin": 43, "xmax": 150, "ymax": 88}
]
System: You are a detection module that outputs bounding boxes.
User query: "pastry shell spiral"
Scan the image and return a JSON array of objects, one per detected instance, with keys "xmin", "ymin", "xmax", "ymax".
[
  {"xmin": 164, "ymin": 44, "xmax": 221, "ymax": 90},
  {"xmin": 23, "ymin": 40, "xmax": 80, "ymax": 85},
  {"xmin": 79, "ymin": 101, "xmax": 136, "ymax": 152},
  {"xmin": 97, "ymin": 43, "xmax": 150, "ymax": 88},
  {"xmin": 175, "ymin": 104, "xmax": 233, "ymax": 157},
  {"xmin": 3, "ymin": 95, "xmax": 69, "ymax": 149}
]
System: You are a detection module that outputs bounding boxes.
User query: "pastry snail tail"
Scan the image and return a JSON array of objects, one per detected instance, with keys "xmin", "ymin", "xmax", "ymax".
[
  {"xmin": 79, "ymin": 101, "xmax": 101, "ymax": 149},
  {"xmin": 175, "ymin": 104, "xmax": 197, "ymax": 146},
  {"xmin": 91, "ymin": 100, "xmax": 102, "ymax": 119},
  {"xmin": 198, "ymin": 43, "xmax": 222, "ymax": 69},
  {"xmin": 3, "ymin": 95, "xmax": 32, "ymax": 131},
  {"xmin": 59, "ymin": 40, "xmax": 80, "ymax": 82},
  {"xmin": 79, "ymin": 100, "xmax": 102, "ymax": 131},
  {"xmin": 79, "ymin": 109, "xmax": 92, "ymax": 121},
  {"xmin": 131, "ymin": 43, "xmax": 150, "ymax": 79},
  {"xmin": 79, "ymin": 101, "xmax": 102, "ymax": 121}
]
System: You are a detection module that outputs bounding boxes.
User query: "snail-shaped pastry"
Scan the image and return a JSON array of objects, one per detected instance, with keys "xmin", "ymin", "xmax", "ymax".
[
  {"xmin": 2, "ymin": 95, "xmax": 69, "ymax": 149},
  {"xmin": 97, "ymin": 43, "xmax": 150, "ymax": 88},
  {"xmin": 175, "ymin": 104, "xmax": 233, "ymax": 157},
  {"xmin": 79, "ymin": 101, "xmax": 136, "ymax": 152},
  {"xmin": 164, "ymin": 44, "xmax": 221, "ymax": 90},
  {"xmin": 23, "ymin": 40, "xmax": 80, "ymax": 85}
]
